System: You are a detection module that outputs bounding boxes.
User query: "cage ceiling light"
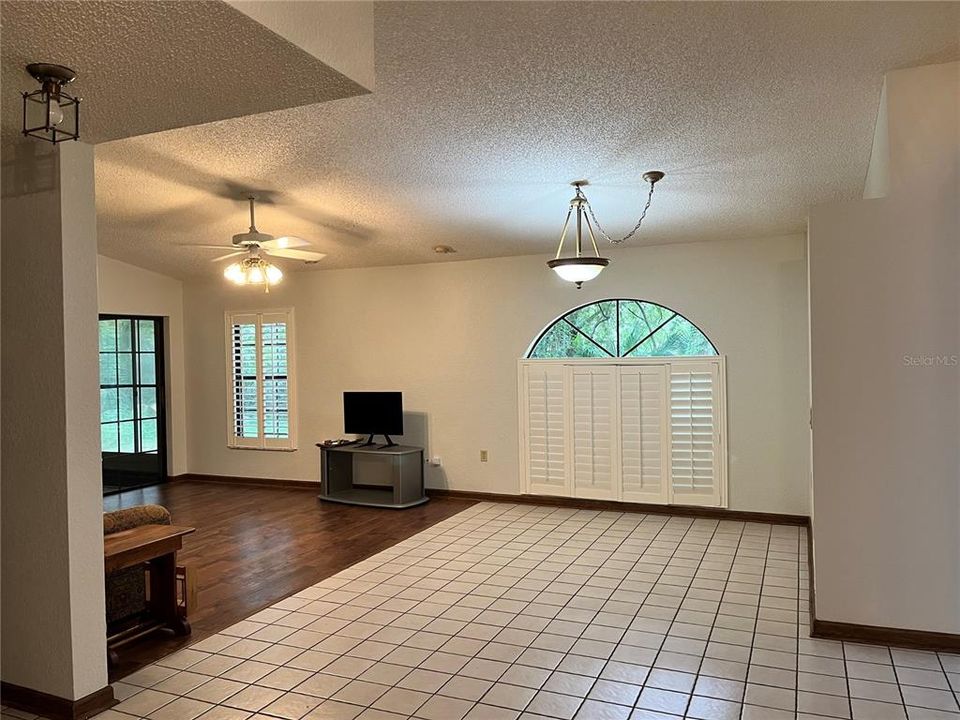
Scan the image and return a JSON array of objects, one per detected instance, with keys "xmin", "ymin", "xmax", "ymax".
[
  {"xmin": 224, "ymin": 253, "xmax": 283, "ymax": 292},
  {"xmin": 22, "ymin": 63, "xmax": 80, "ymax": 143},
  {"xmin": 548, "ymin": 172, "xmax": 665, "ymax": 288}
]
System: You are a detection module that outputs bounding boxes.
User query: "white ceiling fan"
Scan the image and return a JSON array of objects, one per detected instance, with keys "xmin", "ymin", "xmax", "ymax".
[
  {"xmin": 209, "ymin": 195, "xmax": 328, "ymax": 263},
  {"xmin": 191, "ymin": 195, "xmax": 327, "ymax": 290}
]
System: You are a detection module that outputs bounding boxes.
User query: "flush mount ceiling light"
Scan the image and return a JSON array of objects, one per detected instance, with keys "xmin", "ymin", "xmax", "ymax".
[
  {"xmin": 22, "ymin": 63, "xmax": 80, "ymax": 143},
  {"xmin": 548, "ymin": 171, "xmax": 665, "ymax": 288}
]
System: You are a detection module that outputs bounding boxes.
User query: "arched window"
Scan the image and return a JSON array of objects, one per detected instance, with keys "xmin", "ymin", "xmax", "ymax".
[{"xmin": 528, "ymin": 299, "xmax": 717, "ymax": 358}]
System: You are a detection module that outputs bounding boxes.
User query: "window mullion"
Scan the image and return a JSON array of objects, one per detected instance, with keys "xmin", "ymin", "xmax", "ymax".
[
  {"xmin": 621, "ymin": 313, "xmax": 678, "ymax": 357},
  {"xmin": 561, "ymin": 318, "xmax": 615, "ymax": 358},
  {"xmin": 256, "ymin": 315, "xmax": 265, "ymax": 447},
  {"xmin": 131, "ymin": 320, "xmax": 141, "ymax": 454},
  {"xmin": 616, "ymin": 300, "xmax": 621, "ymax": 357}
]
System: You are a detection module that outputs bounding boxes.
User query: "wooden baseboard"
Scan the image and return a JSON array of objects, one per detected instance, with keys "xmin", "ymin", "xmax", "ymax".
[
  {"xmin": 807, "ymin": 523, "xmax": 817, "ymax": 628},
  {"xmin": 170, "ymin": 473, "xmax": 320, "ymax": 490},
  {"xmin": 806, "ymin": 525, "xmax": 960, "ymax": 652},
  {"xmin": 425, "ymin": 488, "xmax": 810, "ymax": 526},
  {"xmin": 811, "ymin": 619, "xmax": 960, "ymax": 652},
  {"xmin": 0, "ymin": 682, "xmax": 115, "ymax": 720}
]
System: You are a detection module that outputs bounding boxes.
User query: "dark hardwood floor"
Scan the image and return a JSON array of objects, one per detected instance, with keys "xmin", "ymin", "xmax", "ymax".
[{"xmin": 103, "ymin": 480, "xmax": 476, "ymax": 680}]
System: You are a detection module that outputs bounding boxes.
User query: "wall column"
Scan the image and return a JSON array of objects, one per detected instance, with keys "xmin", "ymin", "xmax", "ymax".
[
  {"xmin": 809, "ymin": 61, "xmax": 960, "ymax": 636},
  {"xmin": 1, "ymin": 140, "xmax": 112, "ymax": 706}
]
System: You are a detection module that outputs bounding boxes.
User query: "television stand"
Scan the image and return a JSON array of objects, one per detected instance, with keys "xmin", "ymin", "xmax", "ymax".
[
  {"xmin": 357, "ymin": 434, "xmax": 397, "ymax": 448},
  {"xmin": 317, "ymin": 444, "xmax": 426, "ymax": 509}
]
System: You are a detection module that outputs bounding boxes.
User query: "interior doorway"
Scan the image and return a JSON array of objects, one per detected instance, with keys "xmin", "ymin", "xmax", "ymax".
[{"xmin": 99, "ymin": 315, "xmax": 167, "ymax": 495}]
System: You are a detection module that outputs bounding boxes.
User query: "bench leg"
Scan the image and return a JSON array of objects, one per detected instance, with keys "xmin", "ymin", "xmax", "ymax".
[{"xmin": 148, "ymin": 552, "xmax": 191, "ymax": 636}]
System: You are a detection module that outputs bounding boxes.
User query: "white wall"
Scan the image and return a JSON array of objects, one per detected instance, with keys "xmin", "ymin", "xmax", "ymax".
[
  {"xmin": 184, "ymin": 234, "xmax": 810, "ymax": 515},
  {"xmin": 809, "ymin": 62, "xmax": 960, "ymax": 633},
  {"xmin": 97, "ymin": 255, "xmax": 187, "ymax": 476}
]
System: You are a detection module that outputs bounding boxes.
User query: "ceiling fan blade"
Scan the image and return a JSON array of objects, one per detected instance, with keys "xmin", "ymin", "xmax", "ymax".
[
  {"xmin": 179, "ymin": 243, "xmax": 237, "ymax": 250},
  {"xmin": 261, "ymin": 236, "xmax": 310, "ymax": 250},
  {"xmin": 211, "ymin": 250, "xmax": 246, "ymax": 262},
  {"xmin": 264, "ymin": 248, "xmax": 327, "ymax": 262}
]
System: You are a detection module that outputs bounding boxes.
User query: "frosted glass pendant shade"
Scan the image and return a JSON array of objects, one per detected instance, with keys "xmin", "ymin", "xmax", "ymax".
[{"xmin": 548, "ymin": 257, "xmax": 609, "ymax": 287}]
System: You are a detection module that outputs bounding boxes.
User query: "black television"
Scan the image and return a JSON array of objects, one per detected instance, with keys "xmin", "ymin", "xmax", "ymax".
[{"xmin": 344, "ymin": 391, "xmax": 403, "ymax": 447}]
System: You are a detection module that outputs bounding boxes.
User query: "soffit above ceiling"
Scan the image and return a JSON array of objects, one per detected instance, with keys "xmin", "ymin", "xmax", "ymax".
[
  {"xmin": 82, "ymin": 1, "xmax": 960, "ymax": 278},
  {"xmin": 0, "ymin": 0, "xmax": 372, "ymax": 145}
]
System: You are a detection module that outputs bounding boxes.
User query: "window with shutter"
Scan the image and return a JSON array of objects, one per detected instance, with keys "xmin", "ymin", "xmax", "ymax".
[
  {"xmin": 521, "ymin": 363, "xmax": 568, "ymax": 495},
  {"xmin": 619, "ymin": 365, "xmax": 669, "ymax": 503},
  {"xmin": 571, "ymin": 367, "xmax": 617, "ymax": 499},
  {"xmin": 225, "ymin": 309, "xmax": 297, "ymax": 450},
  {"xmin": 669, "ymin": 361, "xmax": 723, "ymax": 506},
  {"xmin": 519, "ymin": 357, "xmax": 725, "ymax": 508},
  {"xmin": 521, "ymin": 300, "xmax": 724, "ymax": 507}
]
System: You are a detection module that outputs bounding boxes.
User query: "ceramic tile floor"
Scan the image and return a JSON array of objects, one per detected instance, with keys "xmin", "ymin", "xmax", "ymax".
[{"xmin": 4, "ymin": 502, "xmax": 959, "ymax": 720}]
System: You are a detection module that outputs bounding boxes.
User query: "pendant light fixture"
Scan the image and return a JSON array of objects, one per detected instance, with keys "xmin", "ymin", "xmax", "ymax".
[
  {"xmin": 548, "ymin": 181, "xmax": 608, "ymax": 289},
  {"xmin": 548, "ymin": 171, "xmax": 665, "ymax": 288}
]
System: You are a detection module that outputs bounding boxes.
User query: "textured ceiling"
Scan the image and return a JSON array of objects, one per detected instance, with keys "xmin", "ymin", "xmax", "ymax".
[
  {"xmin": 87, "ymin": 1, "xmax": 960, "ymax": 278},
  {"xmin": 0, "ymin": 0, "xmax": 369, "ymax": 144}
]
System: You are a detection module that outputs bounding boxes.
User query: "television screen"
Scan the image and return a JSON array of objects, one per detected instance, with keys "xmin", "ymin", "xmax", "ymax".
[{"xmin": 343, "ymin": 392, "xmax": 403, "ymax": 436}]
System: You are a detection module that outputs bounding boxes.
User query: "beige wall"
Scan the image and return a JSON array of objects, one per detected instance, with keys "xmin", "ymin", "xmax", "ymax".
[
  {"xmin": 809, "ymin": 62, "xmax": 960, "ymax": 632},
  {"xmin": 184, "ymin": 233, "xmax": 810, "ymax": 515},
  {"xmin": 97, "ymin": 255, "xmax": 187, "ymax": 476},
  {"xmin": 1, "ymin": 142, "xmax": 108, "ymax": 698}
]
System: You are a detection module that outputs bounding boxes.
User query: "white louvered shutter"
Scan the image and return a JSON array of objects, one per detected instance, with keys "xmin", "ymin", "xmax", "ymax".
[
  {"xmin": 669, "ymin": 361, "xmax": 722, "ymax": 506},
  {"xmin": 228, "ymin": 313, "xmax": 260, "ymax": 448},
  {"xmin": 225, "ymin": 309, "xmax": 297, "ymax": 450},
  {"xmin": 260, "ymin": 313, "xmax": 290, "ymax": 441},
  {"xmin": 619, "ymin": 365, "xmax": 669, "ymax": 503},
  {"xmin": 571, "ymin": 366, "xmax": 617, "ymax": 499},
  {"xmin": 523, "ymin": 364, "xmax": 568, "ymax": 495}
]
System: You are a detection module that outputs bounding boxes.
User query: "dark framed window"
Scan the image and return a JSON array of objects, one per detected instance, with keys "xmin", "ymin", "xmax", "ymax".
[
  {"xmin": 99, "ymin": 315, "xmax": 167, "ymax": 493},
  {"xmin": 528, "ymin": 299, "xmax": 717, "ymax": 359}
]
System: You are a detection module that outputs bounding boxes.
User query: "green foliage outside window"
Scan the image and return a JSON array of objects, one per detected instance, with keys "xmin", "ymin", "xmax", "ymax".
[{"xmin": 529, "ymin": 300, "xmax": 716, "ymax": 358}]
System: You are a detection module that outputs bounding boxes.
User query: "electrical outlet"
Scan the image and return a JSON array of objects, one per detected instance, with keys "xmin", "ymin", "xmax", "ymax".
[
  {"xmin": 431, "ymin": 456, "xmax": 441, "ymax": 466},
  {"xmin": 480, "ymin": 450, "xmax": 488, "ymax": 462}
]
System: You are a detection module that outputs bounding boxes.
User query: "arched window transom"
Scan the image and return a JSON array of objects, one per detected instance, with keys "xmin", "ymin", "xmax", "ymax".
[{"xmin": 528, "ymin": 299, "xmax": 717, "ymax": 359}]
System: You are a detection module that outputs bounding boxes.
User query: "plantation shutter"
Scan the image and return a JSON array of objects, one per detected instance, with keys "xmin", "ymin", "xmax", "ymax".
[
  {"xmin": 229, "ymin": 313, "xmax": 260, "ymax": 448},
  {"xmin": 260, "ymin": 313, "xmax": 290, "ymax": 441},
  {"xmin": 522, "ymin": 364, "xmax": 568, "ymax": 495},
  {"xmin": 619, "ymin": 365, "xmax": 669, "ymax": 503},
  {"xmin": 571, "ymin": 366, "xmax": 617, "ymax": 499},
  {"xmin": 669, "ymin": 361, "xmax": 722, "ymax": 506},
  {"xmin": 226, "ymin": 309, "xmax": 297, "ymax": 450},
  {"xmin": 519, "ymin": 358, "xmax": 725, "ymax": 508}
]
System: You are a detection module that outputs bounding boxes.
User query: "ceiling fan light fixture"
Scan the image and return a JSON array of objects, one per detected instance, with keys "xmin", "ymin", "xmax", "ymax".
[{"xmin": 224, "ymin": 255, "xmax": 283, "ymax": 291}]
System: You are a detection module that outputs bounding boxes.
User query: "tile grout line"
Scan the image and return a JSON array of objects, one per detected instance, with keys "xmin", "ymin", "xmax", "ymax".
[
  {"xmin": 738, "ymin": 523, "xmax": 772, "ymax": 720},
  {"xmin": 683, "ymin": 518, "xmax": 752, "ymax": 718},
  {"xmin": 569, "ymin": 513, "xmax": 719, "ymax": 718}
]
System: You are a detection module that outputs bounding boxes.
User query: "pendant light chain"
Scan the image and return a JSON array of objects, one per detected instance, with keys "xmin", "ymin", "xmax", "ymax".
[{"xmin": 584, "ymin": 178, "xmax": 658, "ymax": 245}]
